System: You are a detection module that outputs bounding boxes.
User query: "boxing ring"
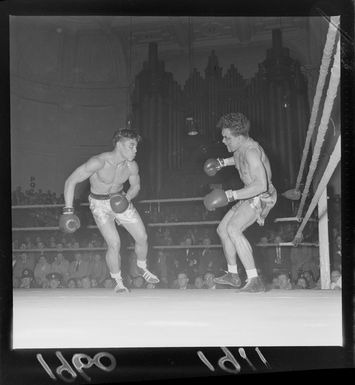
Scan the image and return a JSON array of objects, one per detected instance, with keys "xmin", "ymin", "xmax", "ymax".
[
  {"xmin": 11, "ymin": 192, "xmax": 342, "ymax": 349},
  {"xmin": 13, "ymin": 288, "xmax": 341, "ymax": 349},
  {"xmin": 12, "ymin": 17, "xmax": 342, "ymax": 349}
]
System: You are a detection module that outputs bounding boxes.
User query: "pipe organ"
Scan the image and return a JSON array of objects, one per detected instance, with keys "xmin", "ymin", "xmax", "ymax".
[{"xmin": 132, "ymin": 29, "xmax": 310, "ymax": 197}]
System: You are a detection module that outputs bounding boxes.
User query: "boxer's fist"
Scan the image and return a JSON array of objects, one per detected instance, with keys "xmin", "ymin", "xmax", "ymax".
[
  {"xmin": 203, "ymin": 189, "xmax": 229, "ymax": 211},
  {"xmin": 110, "ymin": 193, "xmax": 129, "ymax": 213},
  {"xmin": 203, "ymin": 158, "xmax": 224, "ymax": 176},
  {"xmin": 59, "ymin": 207, "xmax": 80, "ymax": 233}
]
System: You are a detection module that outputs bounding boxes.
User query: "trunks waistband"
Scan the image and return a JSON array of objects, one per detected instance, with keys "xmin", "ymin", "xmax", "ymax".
[{"xmin": 89, "ymin": 191, "xmax": 123, "ymax": 200}]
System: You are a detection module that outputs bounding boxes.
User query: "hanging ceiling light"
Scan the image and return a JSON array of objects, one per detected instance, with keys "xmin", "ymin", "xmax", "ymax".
[
  {"xmin": 126, "ymin": 16, "xmax": 133, "ymax": 129},
  {"xmin": 186, "ymin": 116, "xmax": 198, "ymax": 136},
  {"xmin": 186, "ymin": 17, "xmax": 199, "ymax": 136}
]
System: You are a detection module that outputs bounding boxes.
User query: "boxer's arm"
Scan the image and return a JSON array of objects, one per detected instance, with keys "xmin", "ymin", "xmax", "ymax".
[
  {"xmin": 227, "ymin": 149, "xmax": 267, "ymax": 201},
  {"xmin": 64, "ymin": 157, "xmax": 104, "ymax": 208},
  {"xmin": 125, "ymin": 161, "xmax": 140, "ymax": 201},
  {"xmin": 220, "ymin": 157, "xmax": 235, "ymax": 166}
]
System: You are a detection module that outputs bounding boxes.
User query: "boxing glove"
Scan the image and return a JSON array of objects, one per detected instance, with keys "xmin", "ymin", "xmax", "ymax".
[
  {"xmin": 110, "ymin": 193, "xmax": 129, "ymax": 213},
  {"xmin": 203, "ymin": 158, "xmax": 224, "ymax": 177},
  {"xmin": 203, "ymin": 189, "xmax": 229, "ymax": 211},
  {"xmin": 59, "ymin": 207, "xmax": 80, "ymax": 233}
]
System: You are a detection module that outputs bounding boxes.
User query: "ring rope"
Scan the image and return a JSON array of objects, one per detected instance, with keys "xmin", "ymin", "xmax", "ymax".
[
  {"xmin": 293, "ymin": 135, "xmax": 341, "ymax": 244},
  {"xmin": 273, "ymin": 217, "xmax": 317, "ymax": 223},
  {"xmin": 12, "ymin": 242, "xmax": 318, "ymax": 254},
  {"xmin": 12, "ymin": 221, "xmax": 221, "ymax": 232},
  {"xmin": 294, "ymin": 16, "xmax": 340, "ymax": 194},
  {"xmin": 295, "ymin": 38, "xmax": 340, "ymax": 220},
  {"xmin": 11, "ymin": 197, "xmax": 205, "ymax": 210},
  {"xmin": 147, "ymin": 221, "xmax": 219, "ymax": 227}
]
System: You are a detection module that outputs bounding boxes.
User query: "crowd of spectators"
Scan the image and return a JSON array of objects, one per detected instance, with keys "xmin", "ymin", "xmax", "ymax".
[{"xmin": 12, "ymin": 184, "xmax": 341, "ymax": 291}]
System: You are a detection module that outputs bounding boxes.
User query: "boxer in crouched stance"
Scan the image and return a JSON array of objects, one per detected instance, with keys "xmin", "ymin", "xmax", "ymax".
[
  {"xmin": 61, "ymin": 128, "xmax": 159, "ymax": 293},
  {"xmin": 203, "ymin": 113, "xmax": 277, "ymax": 292}
]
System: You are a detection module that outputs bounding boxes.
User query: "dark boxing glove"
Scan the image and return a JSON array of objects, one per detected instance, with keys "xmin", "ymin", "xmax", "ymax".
[
  {"xmin": 203, "ymin": 158, "xmax": 224, "ymax": 177},
  {"xmin": 110, "ymin": 193, "xmax": 129, "ymax": 213},
  {"xmin": 203, "ymin": 189, "xmax": 229, "ymax": 211},
  {"xmin": 59, "ymin": 207, "xmax": 81, "ymax": 233}
]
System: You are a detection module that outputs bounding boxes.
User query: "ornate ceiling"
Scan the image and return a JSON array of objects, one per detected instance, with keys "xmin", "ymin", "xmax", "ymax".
[{"xmin": 12, "ymin": 16, "xmax": 309, "ymax": 51}]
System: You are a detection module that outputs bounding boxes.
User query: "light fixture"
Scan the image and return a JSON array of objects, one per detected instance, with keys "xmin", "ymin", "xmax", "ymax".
[
  {"xmin": 186, "ymin": 116, "xmax": 198, "ymax": 136},
  {"xmin": 186, "ymin": 17, "xmax": 199, "ymax": 136}
]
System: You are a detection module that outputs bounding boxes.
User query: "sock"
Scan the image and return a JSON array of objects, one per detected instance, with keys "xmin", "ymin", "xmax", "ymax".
[
  {"xmin": 110, "ymin": 271, "xmax": 122, "ymax": 283},
  {"xmin": 246, "ymin": 268, "xmax": 258, "ymax": 279},
  {"xmin": 137, "ymin": 260, "xmax": 147, "ymax": 269},
  {"xmin": 227, "ymin": 264, "xmax": 238, "ymax": 274}
]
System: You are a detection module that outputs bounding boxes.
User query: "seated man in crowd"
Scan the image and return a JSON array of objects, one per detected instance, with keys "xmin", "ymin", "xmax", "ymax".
[
  {"xmin": 34, "ymin": 254, "xmax": 52, "ymax": 288},
  {"xmin": 294, "ymin": 276, "xmax": 309, "ymax": 289},
  {"xmin": 46, "ymin": 272, "xmax": 63, "ymax": 289},
  {"xmin": 277, "ymin": 272, "xmax": 293, "ymax": 290},
  {"xmin": 51, "ymin": 252, "xmax": 70, "ymax": 284},
  {"xmin": 19, "ymin": 268, "xmax": 35, "ymax": 289},
  {"xmin": 176, "ymin": 272, "xmax": 193, "ymax": 290},
  {"xmin": 194, "ymin": 275, "xmax": 205, "ymax": 289},
  {"xmin": 330, "ymin": 269, "xmax": 341, "ymax": 290},
  {"xmin": 203, "ymin": 272, "xmax": 217, "ymax": 290}
]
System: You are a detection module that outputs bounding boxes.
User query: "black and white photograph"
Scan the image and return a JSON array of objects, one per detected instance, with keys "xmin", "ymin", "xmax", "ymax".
[{"xmin": 0, "ymin": 0, "xmax": 354, "ymax": 383}]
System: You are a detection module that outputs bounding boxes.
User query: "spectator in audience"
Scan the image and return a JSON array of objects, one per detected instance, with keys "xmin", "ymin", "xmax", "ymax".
[
  {"xmin": 24, "ymin": 236, "xmax": 34, "ymax": 250},
  {"xmin": 46, "ymin": 272, "xmax": 63, "ymax": 289},
  {"xmin": 68, "ymin": 252, "xmax": 90, "ymax": 281},
  {"xmin": 194, "ymin": 275, "xmax": 205, "ymax": 289},
  {"xmin": 80, "ymin": 276, "xmax": 91, "ymax": 289},
  {"xmin": 89, "ymin": 253, "xmax": 108, "ymax": 285},
  {"xmin": 271, "ymin": 235, "xmax": 291, "ymax": 277},
  {"xmin": 290, "ymin": 245, "xmax": 319, "ymax": 283},
  {"xmin": 176, "ymin": 272, "xmax": 192, "ymax": 290},
  {"xmin": 277, "ymin": 272, "xmax": 293, "ymax": 290},
  {"xmin": 91, "ymin": 278, "xmax": 99, "ymax": 288},
  {"xmin": 13, "ymin": 252, "xmax": 35, "ymax": 281},
  {"xmin": 331, "ymin": 234, "xmax": 341, "ymax": 271},
  {"xmin": 270, "ymin": 276, "xmax": 280, "ymax": 289},
  {"xmin": 198, "ymin": 237, "xmax": 221, "ymax": 276},
  {"xmin": 48, "ymin": 236, "xmax": 57, "ymax": 248},
  {"xmin": 157, "ymin": 228, "xmax": 173, "ymax": 246},
  {"xmin": 146, "ymin": 282, "xmax": 156, "ymax": 289},
  {"xmin": 255, "ymin": 236, "xmax": 274, "ymax": 284},
  {"xmin": 330, "ymin": 269, "xmax": 341, "ymax": 290},
  {"xmin": 124, "ymin": 274, "xmax": 133, "ymax": 289},
  {"xmin": 34, "ymin": 254, "xmax": 52, "ymax": 288},
  {"xmin": 203, "ymin": 272, "xmax": 217, "ymax": 290},
  {"xmin": 295, "ymin": 276, "xmax": 308, "ymax": 289},
  {"xmin": 132, "ymin": 276, "xmax": 145, "ymax": 289},
  {"xmin": 175, "ymin": 236, "xmax": 195, "ymax": 274},
  {"xmin": 154, "ymin": 250, "xmax": 169, "ymax": 287},
  {"xmin": 19, "ymin": 268, "xmax": 35, "ymax": 289},
  {"xmin": 66, "ymin": 278, "xmax": 77, "ymax": 289},
  {"xmin": 51, "ymin": 252, "xmax": 70, "ymax": 283},
  {"xmin": 302, "ymin": 270, "xmax": 317, "ymax": 289}
]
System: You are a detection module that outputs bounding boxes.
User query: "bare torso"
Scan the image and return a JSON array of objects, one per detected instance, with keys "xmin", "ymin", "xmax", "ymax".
[
  {"xmin": 89, "ymin": 153, "xmax": 133, "ymax": 194},
  {"xmin": 233, "ymin": 138, "xmax": 273, "ymax": 188}
]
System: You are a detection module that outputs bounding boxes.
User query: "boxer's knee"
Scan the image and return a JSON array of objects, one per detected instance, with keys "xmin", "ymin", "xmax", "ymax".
[
  {"xmin": 226, "ymin": 221, "xmax": 243, "ymax": 238},
  {"xmin": 135, "ymin": 230, "xmax": 148, "ymax": 246},
  {"xmin": 217, "ymin": 223, "xmax": 228, "ymax": 239},
  {"xmin": 107, "ymin": 238, "xmax": 120, "ymax": 253}
]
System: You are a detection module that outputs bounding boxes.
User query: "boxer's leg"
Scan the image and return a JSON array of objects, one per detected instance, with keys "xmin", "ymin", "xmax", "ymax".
[
  {"xmin": 214, "ymin": 209, "xmax": 241, "ymax": 287},
  {"xmin": 120, "ymin": 208, "xmax": 159, "ymax": 284},
  {"xmin": 90, "ymin": 198, "xmax": 129, "ymax": 292},
  {"xmin": 227, "ymin": 202, "xmax": 266, "ymax": 293}
]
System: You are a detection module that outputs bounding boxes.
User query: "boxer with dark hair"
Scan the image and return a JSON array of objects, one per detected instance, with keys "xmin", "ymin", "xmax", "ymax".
[
  {"xmin": 203, "ymin": 113, "xmax": 277, "ymax": 292},
  {"xmin": 61, "ymin": 128, "xmax": 159, "ymax": 293}
]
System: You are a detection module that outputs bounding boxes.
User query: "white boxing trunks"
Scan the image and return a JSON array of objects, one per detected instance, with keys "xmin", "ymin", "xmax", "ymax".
[
  {"xmin": 231, "ymin": 184, "xmax": 277, "ymax": 226},
  {"xmin": 88, "ymin": 192, "xmax": 140, "ymax": 226}
]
